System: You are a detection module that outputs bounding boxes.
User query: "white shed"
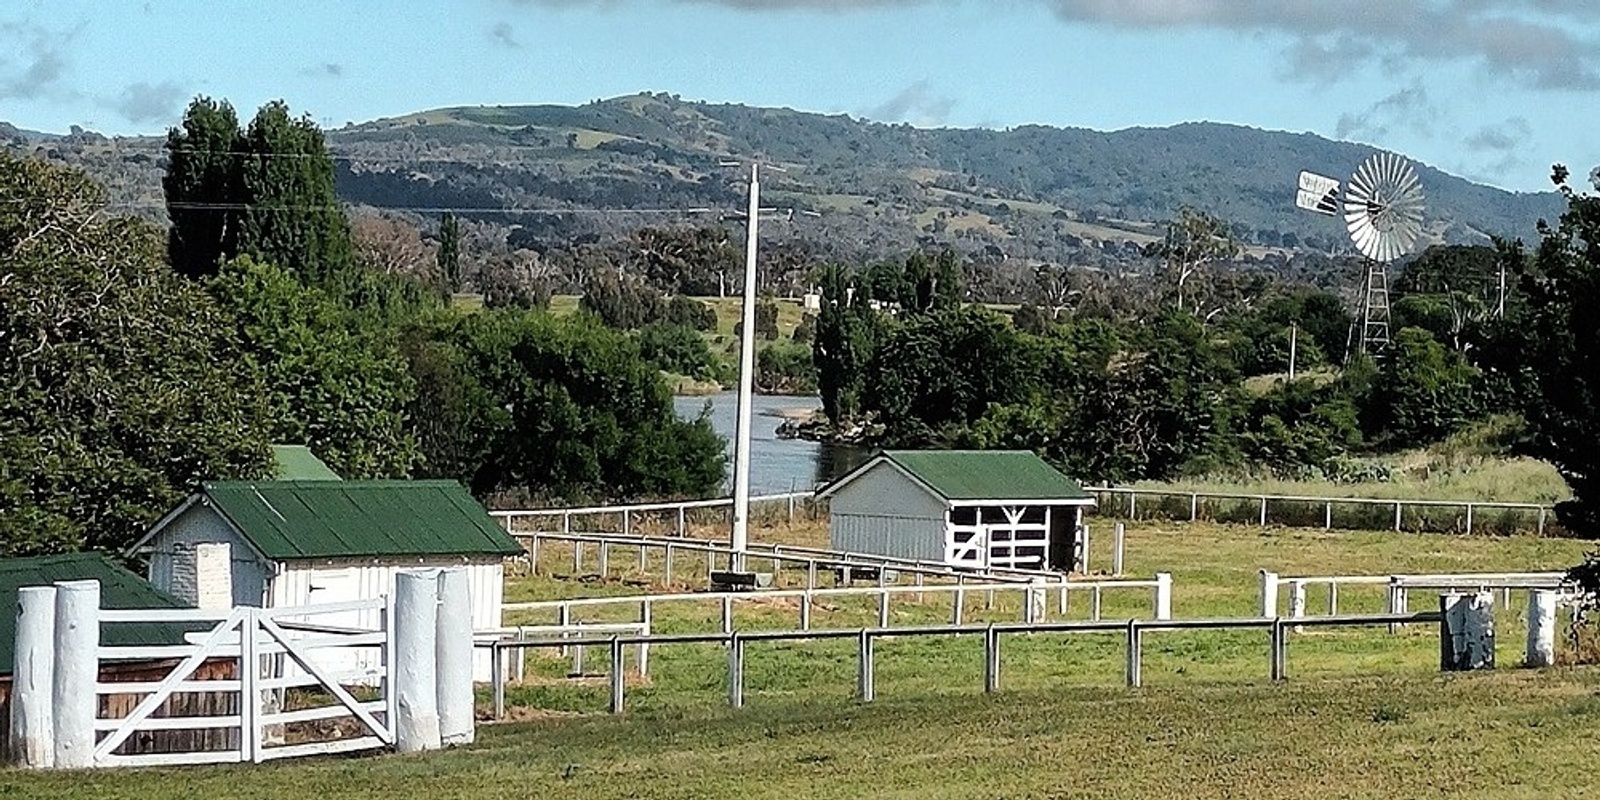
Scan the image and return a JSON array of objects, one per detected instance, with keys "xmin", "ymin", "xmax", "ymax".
[
  {"xmin": 816, "ymin": 450, "xmax": 1096, "ymax": 573},
  {"xmin": 131, "ymin": 479, "xmax": 522, "ymax": 681}
]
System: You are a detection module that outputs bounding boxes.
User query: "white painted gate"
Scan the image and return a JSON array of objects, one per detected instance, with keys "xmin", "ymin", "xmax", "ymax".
[
  {"xmin": 944, "ymin": 507, "xmax": 1050, "ymax": 570},
  {"xmin": 94, "ymin": 599, "xmax": 393, "ymax": 767}
]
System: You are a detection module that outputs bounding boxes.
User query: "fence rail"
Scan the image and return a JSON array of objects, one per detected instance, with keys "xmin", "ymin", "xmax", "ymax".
[
  {"xmin": 1086, "ymin": 486, "xmax": 1557, "ymax": 535},
  {"xmin": 1260, "ymin": 569, "xmax": 1573, "ymax": 632},
  {"xmin": 482, "ymin": 610, "xmax": 1444, "ymax": 719}
]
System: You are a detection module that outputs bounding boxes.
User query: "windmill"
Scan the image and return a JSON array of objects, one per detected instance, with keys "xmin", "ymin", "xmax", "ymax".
[{"xmin": 1296, "ymin": 152, "xmax": 1426, "ymax": 358}]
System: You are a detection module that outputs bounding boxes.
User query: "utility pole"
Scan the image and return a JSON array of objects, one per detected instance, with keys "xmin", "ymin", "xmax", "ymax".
[
  {"xmin": 1288, "ymin": 322, "xmax": 1298, "ymax": 381},
  {"xmin": 729, "ymin": 162, "xmax": 763, "ymax": 573}
]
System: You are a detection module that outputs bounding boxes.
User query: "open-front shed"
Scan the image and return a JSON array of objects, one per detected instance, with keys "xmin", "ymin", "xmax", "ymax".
[{"xmin": 816, "ymin": 450, "xmax": 1095, "ymax": 573}]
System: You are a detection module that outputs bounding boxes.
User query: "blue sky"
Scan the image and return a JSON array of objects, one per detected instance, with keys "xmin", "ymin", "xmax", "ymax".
[{"xmin": 2, "ymin": 0, "xmax": 1598, "ymax": 192}]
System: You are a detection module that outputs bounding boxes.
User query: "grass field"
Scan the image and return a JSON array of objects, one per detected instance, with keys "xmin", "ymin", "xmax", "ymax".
[{"xmin": 12, "ymin": 521, "xmax": 1593, "ymax": 798}]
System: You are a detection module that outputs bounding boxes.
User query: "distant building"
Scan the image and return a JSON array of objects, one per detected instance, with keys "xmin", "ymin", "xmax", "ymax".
[{"xmin": 816, "ymin": 450, "xmax": 1095, "ymax": 573}]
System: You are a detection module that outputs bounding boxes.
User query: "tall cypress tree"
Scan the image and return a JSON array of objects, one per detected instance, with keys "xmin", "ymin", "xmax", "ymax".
[
  {"xmin": 163, "ymin": 97, "xmax": 243, "ymax": 279},
  {"xmin": 438, "ymin": 211, "xmax": 461, "ymax": 294}
]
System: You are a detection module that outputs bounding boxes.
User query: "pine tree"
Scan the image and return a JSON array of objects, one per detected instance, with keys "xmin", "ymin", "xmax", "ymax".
[
  {"xmin": 438, "ymin": 211, "xmax": 461, "ymax": 294},
  {"xmin": 163, "ymin": 97, "xmax": 243, "ymax": 279}
]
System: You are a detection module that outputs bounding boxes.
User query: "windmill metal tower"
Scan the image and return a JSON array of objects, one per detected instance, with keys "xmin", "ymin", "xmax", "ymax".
[{"xmin": 1296, "ymin": 152, "xmax": 1425, "ymax": 358}]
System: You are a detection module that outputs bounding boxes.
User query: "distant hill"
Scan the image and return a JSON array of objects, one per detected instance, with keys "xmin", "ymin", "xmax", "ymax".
[{"xmin": 2, "ymin": 92, "xmax": 1566, "ymax": 269}]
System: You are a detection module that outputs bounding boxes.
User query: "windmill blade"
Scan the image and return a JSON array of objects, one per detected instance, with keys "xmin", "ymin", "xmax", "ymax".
[
  {"xmin": 1296, "ymin": 170, "xmax": 1341, "ymax": 215},
  {"xmin": 1344, "ymin": 153, "xmax": 1425, "ymax": 262}
]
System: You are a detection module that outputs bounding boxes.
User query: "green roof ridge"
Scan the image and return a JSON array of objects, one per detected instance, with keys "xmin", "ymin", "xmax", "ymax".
[{"xmin": 881, "ymin": 449, "xmax": 1091, "ymax": 501}]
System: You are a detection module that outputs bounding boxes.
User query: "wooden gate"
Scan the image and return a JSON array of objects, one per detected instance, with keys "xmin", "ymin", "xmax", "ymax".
[{"xmin": 93, "ymin": 599, "xmax": 393, "ymax": 767}]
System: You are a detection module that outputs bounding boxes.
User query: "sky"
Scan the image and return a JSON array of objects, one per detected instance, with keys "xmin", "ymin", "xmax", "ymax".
[{"xmin": 2, "ymin": 0, "xmax": 1598, "ymax": 193}]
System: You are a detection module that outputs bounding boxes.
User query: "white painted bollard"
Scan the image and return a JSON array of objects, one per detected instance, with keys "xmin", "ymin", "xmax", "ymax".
[
  {"xmin": 435, "ymin": 567, "xmax": 475, "ymax": 747},
  {"xmin": 394, "ymin": 569, "xmax": 442, "ymax": 753},
  {"xmin": 1154, "ymin": 573, "xmax": 1172, "ymax": 621},
  {"xmin": 1112, "ymin": 523, "xmax": 1125, "ymax": 576},
  {"xmin": 1259, "ymin": 570, "xmax": 1279, "ymax": 617},
  {"xmin": 1289, "ymin": 580, "xmax": 1307, "ymax": 633},
  {"xmin": 11, "ymin": 586, "xmax": 56, "ymax": 768},
  {"xmin": 1525, "ymin": 589, "xmax": 1557, "ymax": 668},
  {"xmin": 53, "ymin": 579, "xmax": 99, "ymax": 769},
  {"xmin": 194, "ymin": 542, "xmax": 233, "ymax": 609},
  {"xmin": 1440, "ymin": 591, "xmax": 1495, "ymax": 672}
]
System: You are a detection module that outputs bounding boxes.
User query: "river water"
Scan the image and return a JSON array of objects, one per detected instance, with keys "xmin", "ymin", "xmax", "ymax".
[{"xmin": 673, "ymin": 392, "xmax": 869, "ymax": 495}]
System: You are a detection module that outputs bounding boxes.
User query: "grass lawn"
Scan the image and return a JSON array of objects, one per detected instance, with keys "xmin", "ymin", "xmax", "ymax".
[{"xmin": 9, "ymin": 520, "xmax": 1594, "ymax": 798}]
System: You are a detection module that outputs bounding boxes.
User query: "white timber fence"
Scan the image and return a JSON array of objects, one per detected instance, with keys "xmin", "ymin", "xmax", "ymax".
[
  {"xmin": 1087, "ymin": 486, "xmax": 1557, "ymax": 535},
  {"xmin": 482, "ymin": 609, "xmax": 1443, "ymax": 719},
  {"xmin": 500, "ymin": 572, "xmax": 1171, "ymax": 676},
  {"xmin": 9, "ymin": 569, "xmax": 476, "ymax": 770}
]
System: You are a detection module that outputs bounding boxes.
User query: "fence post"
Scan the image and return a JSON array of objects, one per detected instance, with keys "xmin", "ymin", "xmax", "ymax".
[
  {"xmin": 1328, "ymin": 582, "xmax": 1339, "ymax": 616},
  {"xmin": 721, "ymin": 596, "xmax": 734, "ymax": 636},
  {"xmin": 1124, "ymin": 620, "xmax": 1142, "ymax": 688},
  {"xmin": 1289, "ymin": 579, "xmax": 1307, "ymax": 633},
  {"xmin": 727, "ymin": 634, "xmax": 744, "ymax": 709},
  {"xmin": 800, "ymin": 590, "xmax": 812, "ymax": 631},
  {"xmin": 1259, "ymin": 570, "xmax": 1279, "ymax": 617},
  {"xmin": 623, "ymin": 508, "xmax": 632, "ymax": 537},
  {"xmin": 1081, "ymin": 524, "xmax": 1091, "ymax": 574},
  {"xmin": 953, "ymin": 580, "xmax": 966, "ymax": 625},
  {"xmin": 1058, "ymin": 576, "xmax": 1069, "ymax": 616},
  {"xmin": 1269, "ymin": 618, "xmax": 1287, "ymax": 682},
  {"xmin": 983, "ymin": 626, "xmax": 1000, "ymax": 693},
  {"xmin": 878, "ymin": 588, "xmax": 891, "ymax": 628},
  {"xmin": 52, "ymin": 580, "xmax": 98, "ymax": 769},
  {"xmin": 562, "ymin": 510, "xmax": 571, "ymax": 535},
  {"xmin": 1465, "ymin": 503, "xmax": 1474, "ymax": 535},
  {"xmin": 1387, "ymin": 576, "xmax": 1408, "ymax": 634},
  {"xmin": 436, "ymin": 567, "xmax": 475, "ymax": 747},
  {"xmin": 491, "ymin": 643, "xmax": 506, "ymax": 721},
  {"xmin": 599, "ymin": 542, "xmax": 610, "ymax": 578},
  {"xmin": 573, "ymin": 540, "xmax": 583, "ymax": 574},
  {"xmin": 788, "ymin": 494, "xmax": 796, "ymax": 524},
  {"xmin": 1128, "ymin": 492, "xmax": 1136, "ymax": 519},
  {"xmin": 558, "ymin": 604, "xmax": 572, "ymax": 658},
  {"xmin": 394, "ymin": 569, "xmax": 441, "ymax": 754},
  {"xmin": 807, "ymin": 559, "xmax": 818, "ymax": 592},
  {"xmin": 637, "ymin": 544, "xmax": 647, "ymax": 575},
  {"xmin": 665, "ymin": 545, "xmax": 675, "ymax": 587},
  {"xmin": 1154, "ymin": 573, "xmax": 1173, "ymax": 621},
  {"xmin": 639, "ymin": 602, "xmax": 651, "ymax": 677},
  {"xmin": 1092, "ymin": 586, "xmax": 1103, "ymax": 621},
  {"xmin": 1025, "ymin": 579, "xmax": 1044, "ymax": 624},
  {"xmin": 1525, "ymin": 589, "xmax": 1557, "ymax": 668},
  {"xmin": 857, "ymin": 631, "xmax": 875, "ymax": 702},
  {"xmin": 1324, "ymin": 501, "xmax": 1332, "ymax": 530},
  {"xmin": 1394, "ymin": 502, "xmax": 1403, "ymax": 532},
  {"xmin": 1259, "ymin": 496, "xmax": 1268, "ymax": 527},
  {"xmin": 609, "ymin": 637, "xmax": 626, "ymax": 714},
  {"xmin": 677, "ymin": 506, "xmax": 686, "ymax": 537},
  {"xmin": 529, "ymin": 534, "xmax": 541, "ymax": 577},
  {"xmin": 1189, "ymin": 493, "xmax": 1198, "ymax": 522},
  {"xmin": 1113, "ymin": 522, "xmax": 1126, "ymax": 576},
  {"xmin": 11, "ymin": 585, "xmax": 56, "ymax": 768}
]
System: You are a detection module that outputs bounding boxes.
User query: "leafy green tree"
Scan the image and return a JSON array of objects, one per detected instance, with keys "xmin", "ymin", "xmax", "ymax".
[
  {"xmin": 163, "ymin": 97, "xmax": 243, "ymax": 279},
  {"xmin": 580, "ymin": 274, "xmax": 665, "ymax": 330},
  {"xmin": 1514, "ymin": 166, "xmax": 1600, "ymax": 535},
  {"xmin": 813, "ymin": 264, "xmax": 879, "ymax": 425},
  {"xmin": 1360, "ymin": 327, "xmax": 1480, "ymax": 447},
  {"xmin": 1, "ymin": 155, "xmax": 273, "ymax": 555},
  {"xmin": 208, "ymin": 255, "xmax": 419, "ymax": 478},
  {"xmin": 757, "ymin": 341, "xmax": 819, "ymax": 394},
  {"xmin": 665, "ymin": 294, "xmax": 717, "ymax": 332},
  {"xmin": 636, "ymin": 322, "xmax": 725, "ymax": 381},
  {"xmin": 1143, "ymin": 206, "xmax": 1240, "ymax": 315},
  {"xmin": 415, "ymin": 310, "xmax": 725, "ymax": 502},
  {"xmin": 165, "ymin": 97, "xmax": 354, "ymax": 285},
  {"xmin": 438, "ymin": 211, "xmax": 461, "ymax": 294},
  {"xmin": 734, "ymin": 300, "xmax": 780, "ymax": 340}
]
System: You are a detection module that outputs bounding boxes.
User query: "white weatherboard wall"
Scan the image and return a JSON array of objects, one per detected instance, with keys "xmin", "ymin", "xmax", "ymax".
[
  {"xmin": 145, "ymin": 504, "xmax": 272, "ymax": 608},
  {"xmin": 270, "ymin": 558, "xmax": 504, "ymax": 681},
  {"xmin": 827, "ymin": 462, "xmax": 946, "ymax": 563}
]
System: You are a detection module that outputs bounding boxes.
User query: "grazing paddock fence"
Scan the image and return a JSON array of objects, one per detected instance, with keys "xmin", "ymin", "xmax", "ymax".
[
  {"xmin": 493, "ymin": 491, "xmax": 822, "ymax": 539},
  {"xmin": 1259, "ymin": 569, "xmax": 1575, "ymax": 634},
  {"xmin": 482, "ymin": 610, "xmax": 1445, "ymax": 719},
  {"xmin": 1087, "ymin": 486, "xmax": 1558, "ymax": 535}
]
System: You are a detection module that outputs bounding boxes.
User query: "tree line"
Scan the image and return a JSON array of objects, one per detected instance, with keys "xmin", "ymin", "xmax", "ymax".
[{"xmin": 0, "ymin": 98, "xmax": 725, "ymax": 558}]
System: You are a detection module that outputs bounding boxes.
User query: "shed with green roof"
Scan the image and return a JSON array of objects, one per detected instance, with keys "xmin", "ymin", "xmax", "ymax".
[
  {"xmin": 816, "ymin": 450, "xmax": 1094, "ymax": 572},
  {"xmin": 131, "ymin": 480, "xmax": 521, "ymax": 680}
]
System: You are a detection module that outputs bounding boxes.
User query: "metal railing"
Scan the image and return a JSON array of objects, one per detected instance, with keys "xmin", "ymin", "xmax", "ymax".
[
  {"xmin": 481, "ymin": 610, "xmax": 1444, "ymax": 719},
  {"xmin": 1086, "ymin": 486, "xmax": 1557, "ymax": 535}
]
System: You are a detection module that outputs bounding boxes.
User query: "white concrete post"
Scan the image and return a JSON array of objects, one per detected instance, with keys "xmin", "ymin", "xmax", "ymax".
[
  {"xmin": 1259, "ymin": 570, "xmax": 1279, "ymax": 617},
  {"xmin": 53, "ymin": 579, "xmax": 99, "ymax": 769},
  {"xmin": 1025, "ymin": 579, "xmax": 1046, "ymax": 624},
  {"xmin": 394, "ymin": 569, "xmax": 441, "ymax": 753},
  {"xmin": 1154, "ymin": 573, "xmax": 1172, "ymax": 621},
  {"xmin": 1289, "ymin": 579, "xmax": 1307, "ymax": 633},
  {"xmin": 11, "ymin": 586, "xmax": 56, "ymax": 768},
  {"xmin": 1440, "ymin": 591, "xmax": 1495, "ymax": 672},
  {"xmin": 1525, "ymin": 589, "xmax": 1557, "ymax": 668},
  {"xmin": 435, "ymin": 567, "xmax": 475, "ymax": 747},
  {"xmin": 194, "ymin": 542, "xmax": 233, "ymax": 610}
]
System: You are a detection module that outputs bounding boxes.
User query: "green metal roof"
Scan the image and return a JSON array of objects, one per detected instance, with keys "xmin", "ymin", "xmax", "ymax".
[
  {"xmin": 0, "ymin": 553, "xmax": 198, "ymax": 675},
  {"xmin": 880, "ymin": 450, "xmax": 1092, "ymax": 502},
  {"xmin": 201, "ymin": 480, "xmax": 522, "ymax": 561},
  {"xmin": 270, "ymin": 445, "xmax": 342, "ymax": 481}
]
